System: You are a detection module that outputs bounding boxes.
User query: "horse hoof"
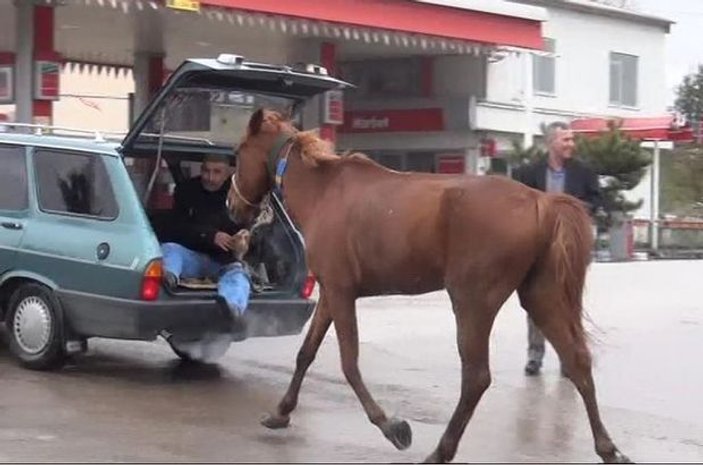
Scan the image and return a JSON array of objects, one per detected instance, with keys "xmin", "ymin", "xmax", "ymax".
[
  {"xmin": 260, "ymin": 413, "xmax": 290, "ymax": 429},
  {"xmin": 382, "ymin": 417, "xmax": 412, "ymax": 451},
  {"xmin": 606, "ymin": 451, "xmax": 634, "ymax": 464},
  {"xmin": 421, "ymin": 451, "xmax": 442, "ymax": 463}
]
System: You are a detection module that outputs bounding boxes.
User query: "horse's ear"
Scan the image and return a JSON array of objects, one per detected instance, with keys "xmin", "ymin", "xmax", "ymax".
[{"xmin": 248, "ymin": 108, "xmax": 265, "ymax": 136}]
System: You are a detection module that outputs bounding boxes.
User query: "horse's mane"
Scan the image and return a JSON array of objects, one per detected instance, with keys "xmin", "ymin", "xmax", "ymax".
[{"xmin": 293, "ymin": 130, "xmax": 379, "ymax": 169}]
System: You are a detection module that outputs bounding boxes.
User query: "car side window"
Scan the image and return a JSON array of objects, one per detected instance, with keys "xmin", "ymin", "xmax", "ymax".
[
  {"xmin": 0, "ymin": 146, "xmax": 29, "ymax": 211},
  {"xmin": 34, "ymin": 149, "xmax": 119, "ymax": 219}
]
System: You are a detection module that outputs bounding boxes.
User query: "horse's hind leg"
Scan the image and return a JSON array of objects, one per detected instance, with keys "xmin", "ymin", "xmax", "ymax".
[
  {"xmin": 518, "ymin": 281, "xmax": 632, "ymax": 464},
  {"xmin": 261, "ymin": 291, "xmax": 332, "ymax": 429},
  {"xmin": 330, "ymin": 291, "xmax": 413, "ymax": 451},
  {"xmin": 423, "ymin": 289, "xmax": 502, "ymax": 464}
]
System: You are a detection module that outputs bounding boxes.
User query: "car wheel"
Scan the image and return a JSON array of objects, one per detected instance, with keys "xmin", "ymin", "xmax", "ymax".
[{"xmin": 6, "ymin": 283, "xmax": 66, "ymax": 370}]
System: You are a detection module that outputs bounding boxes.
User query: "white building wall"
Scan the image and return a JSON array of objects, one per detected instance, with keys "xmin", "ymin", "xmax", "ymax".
[
  {"xmin": 534, "ymin": 7, "xmax": 667, "ymax": 117},
  {"xmin": 480, "ymin": 5, "xmax": 669, "ymax": 138},
  {"xmin": 475, "ymin": 3, "xmax": 670, "ymax": 215}
]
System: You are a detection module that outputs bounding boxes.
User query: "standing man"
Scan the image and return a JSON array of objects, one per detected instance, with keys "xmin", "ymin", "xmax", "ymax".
[
  {"xmin": 161, "ymin": 153, "xmax": 251, "ymax": 321},
  {"xmin": 512, "ymin": 121, "xmax": 602, "ymax": 376}
]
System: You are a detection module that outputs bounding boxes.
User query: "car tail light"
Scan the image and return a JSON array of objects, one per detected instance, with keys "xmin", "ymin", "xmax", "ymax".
[
  {"xmin": 300, "ymin": 273, "xmax": 316, "ymax": 299},
  {"xmin": 141, "ymin": 259, "xmax": 163, "ymax": 301}
]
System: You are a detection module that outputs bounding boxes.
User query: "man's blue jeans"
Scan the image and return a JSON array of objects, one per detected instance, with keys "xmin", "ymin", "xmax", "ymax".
[{"xmin": 161, "ymin": 242, "xmax": 251, "ymax": 316}]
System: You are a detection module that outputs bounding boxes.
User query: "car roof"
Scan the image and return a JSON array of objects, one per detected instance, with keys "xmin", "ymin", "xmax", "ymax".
[{"xmin": 0, "ymin": 131, "xmax": 121, "ymax": 157}]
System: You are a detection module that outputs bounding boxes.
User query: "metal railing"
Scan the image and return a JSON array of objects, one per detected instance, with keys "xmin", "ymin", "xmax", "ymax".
[
  {"xmin": 0, "ymin": 123, "xmax": 219, "ymax": 147},
  {"xmin": 0, "ymin": 122, "xmax": 126, "ymax": 143}
]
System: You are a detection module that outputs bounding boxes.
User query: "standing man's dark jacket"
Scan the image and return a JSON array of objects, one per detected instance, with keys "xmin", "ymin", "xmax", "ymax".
[
  {"xmin": 172, "ymin": 176, "xmax": 241, "ymax": 264},
  {"xmin": 512, "ymin": 158, "xmax": 602, "ymax": 214}
]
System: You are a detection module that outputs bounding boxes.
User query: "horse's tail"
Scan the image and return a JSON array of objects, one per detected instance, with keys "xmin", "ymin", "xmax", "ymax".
[{"xmin": 535, "ymin": 193, "xmax": 595, "ymax": 328}]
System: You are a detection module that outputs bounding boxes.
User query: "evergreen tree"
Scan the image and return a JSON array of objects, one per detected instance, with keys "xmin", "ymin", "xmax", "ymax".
[
  {"xmin": 674, "ymin": 65, "xmax": 703, "ymax": 138},
  {"xmin": 505, "ymin": 139, "xmax": 546, "ymax": 169},
  {"xmin": 576, "ymin": 121, "xmax": 651, "ymax": 223},
  {"xmin": 658, "ymin": 67, "xmax": 703, "ymax": 217},
  {"xmin": 661, "ymin": 145, "xmax": 703, "ymax": 217}
]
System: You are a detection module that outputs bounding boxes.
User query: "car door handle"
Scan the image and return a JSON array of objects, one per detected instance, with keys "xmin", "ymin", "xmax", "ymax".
[{"xmin": 1, "ymin": 222, "xmax": 23, "ymax": 230}]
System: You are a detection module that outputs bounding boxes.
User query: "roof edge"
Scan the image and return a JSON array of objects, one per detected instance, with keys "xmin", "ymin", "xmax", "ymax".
[
  {"xmin": 412, "ymin": 0, "xmax": 548, "ymax": 22},
  {"xmin": 508, "ymin": 0, "xmax": 673, "ymax": 32}
]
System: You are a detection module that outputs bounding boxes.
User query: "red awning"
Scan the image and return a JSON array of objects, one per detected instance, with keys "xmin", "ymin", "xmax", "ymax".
[
  {"xmin": 570, "ymin": 115, "xmax": 695, "ymax": 142},
  {"xmin": 199, "ymin": 0, "xmax": 544, "ymax": 49}
]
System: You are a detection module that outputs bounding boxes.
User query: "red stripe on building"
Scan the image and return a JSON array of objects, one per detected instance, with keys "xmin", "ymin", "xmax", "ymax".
[
  {"xmin": 200, "ymin": 0, "xmax": 543, "ymax": 49},
  {"xmin": 33, "ymin": 5, "xmax": 60, "ymax": 119},
  {"xmin": 571, "ymin": 116, "xmax": 695, "ymax": 142}
]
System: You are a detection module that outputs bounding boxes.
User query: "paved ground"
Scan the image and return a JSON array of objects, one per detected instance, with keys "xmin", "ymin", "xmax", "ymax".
[{"xmin": 1, "ymin": 260, "xmax": 702, "ymax": 462}]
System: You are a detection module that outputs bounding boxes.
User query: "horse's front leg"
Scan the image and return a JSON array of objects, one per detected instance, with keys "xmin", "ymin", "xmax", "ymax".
[
  {"xmin": 261, "ymin": 291, "xmax": 332, "ymax": 429},
  {"xmin": 331, "ymin": 291, "xmax": 413, "ymax": 451}
]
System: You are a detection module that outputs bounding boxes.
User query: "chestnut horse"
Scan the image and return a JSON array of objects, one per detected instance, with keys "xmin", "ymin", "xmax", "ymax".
[{"xmin": 227, "ymin": 109, "xmax": 631, "ymax": 464}]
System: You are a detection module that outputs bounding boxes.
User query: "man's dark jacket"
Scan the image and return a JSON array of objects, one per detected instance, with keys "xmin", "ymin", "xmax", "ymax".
[
  {"xmin": 512, "ymin": 158, "xmax": 602, "ymax": 215},
  {"xmin": 172, "ymin": 176, "xmax": 242, "ymax": 264}
]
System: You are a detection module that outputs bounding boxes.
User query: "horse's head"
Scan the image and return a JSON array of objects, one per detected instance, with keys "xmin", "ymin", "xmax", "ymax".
[{"xmin": 227, "ymin": 108, "xmax": 296, "ymax": 226}]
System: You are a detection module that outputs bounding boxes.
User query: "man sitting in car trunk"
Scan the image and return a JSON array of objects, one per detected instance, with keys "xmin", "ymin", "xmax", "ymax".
[{"xmin": 160, "ymin": 153, "xmax": 251, "ymax": 324}]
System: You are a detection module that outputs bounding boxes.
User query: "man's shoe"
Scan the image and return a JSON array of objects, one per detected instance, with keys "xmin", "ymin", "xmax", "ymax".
[
  {"xmin": 524, "ymin": 360, "xmax": 542, "ymax": 376},
  {"xmin": 215, "ymin": 295, "xmax": 249, "ymax": 340}
]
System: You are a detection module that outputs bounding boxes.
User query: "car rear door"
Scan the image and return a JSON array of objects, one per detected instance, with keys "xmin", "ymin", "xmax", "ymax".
[
  {"xmin": 119, "ymin": 56, "xmax": 352, "ymax": 157},
  {"xmin": 21, "ymin": 148, "xmax": 145, "ymax": 298},
  {"xmin": 0, "ymin": 145, "xmax": 29, "ymax": 276}
]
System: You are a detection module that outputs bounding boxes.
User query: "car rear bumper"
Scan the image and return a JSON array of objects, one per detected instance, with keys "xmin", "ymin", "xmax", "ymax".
[{"xmin": 56, "ymin": 289, "xmax": 316, "ymax": 342}]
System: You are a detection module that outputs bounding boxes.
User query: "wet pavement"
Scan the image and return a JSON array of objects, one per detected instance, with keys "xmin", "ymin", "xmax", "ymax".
[{"xmin": 1, "ymin": 260, "xmax": 702, "ymax": 462}]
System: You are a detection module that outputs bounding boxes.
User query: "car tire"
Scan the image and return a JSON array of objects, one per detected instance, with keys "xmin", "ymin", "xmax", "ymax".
[{"xmin": 6, "ymin": 283, "xmax": 66, "ymax": 370}]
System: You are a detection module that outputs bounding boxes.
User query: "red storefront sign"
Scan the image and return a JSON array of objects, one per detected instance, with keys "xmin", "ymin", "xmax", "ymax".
[
  {"xmin": 479, "ymin": 137, "xmax": 497, "ymax": 157},
  {"xmin": 0, "ymin": 65, "xmax": 13, "ymax": 104},
  {"xmin": 339, "ymin": 108, "xmax": 444, "ymax": 133},
  {"xmin": 437, "ymin": 156, "xmax": 465, "ymax": 174},
  {"xmin": 322, "ymin": 90, "xmax": 344, "ymax": 125},
  {"xmin": 34, "ymin": 61, "xmax": 60, "ymax": 101}
]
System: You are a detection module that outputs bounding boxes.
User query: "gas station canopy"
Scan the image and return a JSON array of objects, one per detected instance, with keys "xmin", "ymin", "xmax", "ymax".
[
  {"xmin": 0, "ymin": 0, "xmax": 546, "ymax": 124},
  {"xmin": 0, "ymin": 0, "xmax": 546, "ymax": 71}
]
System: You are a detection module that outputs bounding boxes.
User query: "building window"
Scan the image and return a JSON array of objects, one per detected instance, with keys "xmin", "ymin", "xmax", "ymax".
[
  {"xmin": 0, "ymin": 146, "xmax": 28, "ymax": 211},
  {"xmin": 34, "ymin": 150, "xmax": 119, "ymax": 219},
  {"xmin": 533, "ymin": 38, "xmax": 556, "ymax": 95},
  {"xmin": 610, "ymin": 52, "xmax": 638, "ymax": 107}
]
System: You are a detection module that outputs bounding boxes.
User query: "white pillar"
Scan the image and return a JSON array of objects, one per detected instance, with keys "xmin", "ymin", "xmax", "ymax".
[
  {"xmin": 522, "ymin": 51, "xmax": 534, "ymax": 148},
  {"xmin": 650, "ymin": 141, "xmax": 661, "ymax": 251},
  {"xmin": 15, "ymin": 1, "xmax": 34, "ymax": 124},
  {"xmin": 465, "ymin": 147, "xmax": 479, "ymax": 175}
]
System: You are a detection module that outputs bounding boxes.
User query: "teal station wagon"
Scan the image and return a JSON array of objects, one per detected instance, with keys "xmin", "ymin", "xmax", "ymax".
[{"xmin": 0, "ymin": 54, "xmax": 351, "ymax": 370}]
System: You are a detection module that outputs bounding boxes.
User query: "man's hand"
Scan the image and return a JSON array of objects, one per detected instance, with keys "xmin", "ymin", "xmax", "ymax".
[
  {"xmin": 229, "ymin": 230, "xmax": 251, "ymax": 260},
  {"xmin": 214, "ymin": 231, "xmax": 233, "ymax": 251}
]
